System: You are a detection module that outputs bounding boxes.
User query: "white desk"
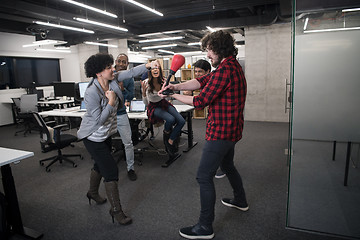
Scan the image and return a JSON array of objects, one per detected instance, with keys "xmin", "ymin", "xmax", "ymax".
[
  {"xmin": 0, "ymin": 147, "xmax": 43, "ymax": 239},
  {"xmin": 38, "ymin": 99, "xmax": 74, "ymax": 109},
  {"xmin": 39, "ymin": 104, "xmax": 194, "ymax": 119},
  {"xmin": 39, "ymin": 104, "xmax": 198, "ymax": 152}
]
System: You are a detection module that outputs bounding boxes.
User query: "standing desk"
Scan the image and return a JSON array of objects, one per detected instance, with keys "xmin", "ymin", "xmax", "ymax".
[
  {"xmin": 0, "ymin": 147, "xmax": 43, "ymax": 239},
  {"xmin": 39, "ymin": 104, "xmax": 198, "ymax": 152}
]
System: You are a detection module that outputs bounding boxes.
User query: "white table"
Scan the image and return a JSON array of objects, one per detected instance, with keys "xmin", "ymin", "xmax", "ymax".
[
  {"xmin": 39, "ymin": 104, "xmax": 198, "ymax": 152},
  {"xmin": 0, "ymin": 147, "xmax": 43, "ymax": 239}
]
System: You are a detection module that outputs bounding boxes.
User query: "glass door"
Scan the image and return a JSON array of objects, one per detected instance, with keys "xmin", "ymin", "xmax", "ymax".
[{"xmin": 287, "ymin": 1, "xmax": 360, "ymax": 238}]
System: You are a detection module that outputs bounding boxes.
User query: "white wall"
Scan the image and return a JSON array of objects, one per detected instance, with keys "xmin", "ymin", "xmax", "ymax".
[{"xmin": 245, "ymin": 23, "xmax": 291, "ymax": 122}]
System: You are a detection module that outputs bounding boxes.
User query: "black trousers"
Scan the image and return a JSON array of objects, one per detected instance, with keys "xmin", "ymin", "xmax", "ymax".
[{"xmin": 83, "ymin": 137, "xmax": 118, "ymax": 182}]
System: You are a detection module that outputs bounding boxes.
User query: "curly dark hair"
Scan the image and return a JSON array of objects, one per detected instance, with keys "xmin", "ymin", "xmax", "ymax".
[
  {"xmin": 193, "ymin": 59, "xmax": 211, "ymax": 72},
  {"xmin": 84, "ymin": 53, "xmax": 114, "ymax": 78},
  {"xmin": 148, "ymin": 64, "xmax": 164, "ymax": 93},
  {"xmin": 201, "ymin": 30, "xmax": 238, "ymax": 59}
]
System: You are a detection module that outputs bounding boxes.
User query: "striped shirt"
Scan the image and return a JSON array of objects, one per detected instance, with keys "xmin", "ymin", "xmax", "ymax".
[
  {"xmin": 193, "ymin": 55, "xmax": 247, "ymax": 142},
  {"xmin": 87, "ymin": 97, "xmax": 119, "ymax": 142}
]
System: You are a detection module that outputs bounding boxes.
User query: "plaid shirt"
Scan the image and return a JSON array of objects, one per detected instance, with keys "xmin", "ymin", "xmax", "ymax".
[{"xmin": 193, "ymin": 55, "xmax": 247, "ymax": 142}]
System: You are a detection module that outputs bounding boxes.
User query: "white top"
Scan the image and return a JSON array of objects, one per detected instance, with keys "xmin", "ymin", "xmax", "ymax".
[{"xmin": 0, "ymin": 147, "xmax": 34, "ymax": 167}]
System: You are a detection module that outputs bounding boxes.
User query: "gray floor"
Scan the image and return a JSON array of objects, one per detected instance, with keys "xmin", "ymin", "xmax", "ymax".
[{"xmin": 0, "ymin": 119, "xmax": 346, "ymax": 240}]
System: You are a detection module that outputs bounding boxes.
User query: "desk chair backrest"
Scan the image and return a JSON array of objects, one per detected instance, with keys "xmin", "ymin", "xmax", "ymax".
[
  {"xmin": 32, "ymin": 112, "xmax": 53, "ymax": 145},
  {"xmin": 20, "ymin": 94, "xmax": 38, "ymax": 113}
]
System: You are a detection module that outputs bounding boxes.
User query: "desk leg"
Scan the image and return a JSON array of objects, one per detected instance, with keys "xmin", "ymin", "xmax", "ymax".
[
  {"xmin": 1, "ymin": 164, "xmax": 43, "ymax": 239},
  {"xmin": 344, "ymin": 142, "xmax": 352, "ymax": 186},
  {"xmin": 183, "ymin": 111, "xmax": 197, "ymax": 152}
]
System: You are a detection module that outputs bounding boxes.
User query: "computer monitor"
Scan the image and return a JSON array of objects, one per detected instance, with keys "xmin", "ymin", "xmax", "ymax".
[
  {"xmin": 78, "ymin": 82, "xmax": 89, "ymax": 99},
  {"xmin": 53, "ymin": 82, "xmax": 75, "ymax": 98}
]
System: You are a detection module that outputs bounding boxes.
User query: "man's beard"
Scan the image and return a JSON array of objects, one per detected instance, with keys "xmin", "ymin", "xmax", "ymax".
[{"xmin": 211, "ymin": 58, "xmax": 220, "ymax": 67}]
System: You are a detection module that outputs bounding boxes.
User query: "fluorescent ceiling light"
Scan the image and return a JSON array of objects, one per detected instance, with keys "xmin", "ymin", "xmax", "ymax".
[
  {"xmin": 34, "ymin": 21, "xmax": 94, "ymax": 34},
  {"xmin": 125, "ymin": 0, "xmax": 163, "ymax": 17},
  {"xmin": 35, "ymin": 48, "xmax": 71, "ymax": 53},
  {"xmin": 84, "ymin": 41, "xmax": 118, "ymax": 48},
  {"xmin": 188, "ymin": 42, "xmax": 200, "ymax": 46},
  {"xmin": 138, "ymin": 30, "xmax": 182, "ymax": 37},
  {"xmin": 304, "ymin": 17, "xmax": 309, "ymax": 30},
  {"xmin": 23, "ymin": 39, "xmax": 67, "ymax": 48},
  {"xmin": 175, "ymin": 51, "xmax": 203, "ymax": 56},
  {"xmin": 61, "ymin": 0, "xmax": 117, "ymax": 18},
  {"xmin": 74, "ymin": 17, "xmax": 128, "ymax": 32},
  {"xmin": 142, "ymin": 44, "xmax": 177, "ymax": 50},
  {"xmin": 206, "ymin": 26, "xmax": 215, "ymax": 32},
  {"xmin": 304, "ymin": 26, "xmax": 360, "ymax": 34},
  {"xmin": 342, "ymin": 7, "xmax": 360, "ymax": 12},
  {"xmin": 55, "ymin": 46, "xmax": 70, "ymax": 50},
  {"xmin": 139, "ymin": 36, "xmax": 184, "ymax": 43},
  {"xmin": 158, "ymin": 49, "xmax": 175, "ymax": 54},
  {"xmin": 235, "ymin": 45, "xmax": 243, "ymax": 48}
]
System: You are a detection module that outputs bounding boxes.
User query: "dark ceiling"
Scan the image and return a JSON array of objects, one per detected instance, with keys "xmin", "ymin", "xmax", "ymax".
[
  {"xmin": 0, "ymin": 0, "xmax": 293, "ymax": 53},
  {"xmin": 0, "ymin": 0, "xmax": 358, "ymax": 54}
]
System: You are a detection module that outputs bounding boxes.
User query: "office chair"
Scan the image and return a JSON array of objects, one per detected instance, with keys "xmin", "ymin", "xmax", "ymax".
[
  {"xmin": 13, "ymin": 94, "xmax": 38, "ymax": 136},
  {"xmin": 32, "ymin": 112, "xmax": 83, "ymax": 172}
]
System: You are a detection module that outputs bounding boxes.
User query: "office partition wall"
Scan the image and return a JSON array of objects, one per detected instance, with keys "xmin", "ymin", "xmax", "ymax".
[{"xmin": 287, "ymin": 1, "xmax": 360, "ymax": 239}]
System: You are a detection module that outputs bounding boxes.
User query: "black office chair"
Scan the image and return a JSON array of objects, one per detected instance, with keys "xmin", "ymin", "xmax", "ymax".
[{"xmin": 32, "ymin": 112, "xmax": 83, "ymax": 172}]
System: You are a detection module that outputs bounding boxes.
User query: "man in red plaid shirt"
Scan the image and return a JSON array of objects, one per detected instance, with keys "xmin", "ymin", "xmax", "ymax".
[{"xmin": 159, "ymin": 30, "xmax": 248, "ymax": 239}]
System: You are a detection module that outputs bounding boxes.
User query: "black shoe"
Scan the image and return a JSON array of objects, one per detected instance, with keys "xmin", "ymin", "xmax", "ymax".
[
  {"xmin": 179, "ymin": 224, "xmax": 214, "ymax": 239},
  {"xmin": 221, "ymin": 198, "xmax": 249, "ymax": 211},
  {"xmin": 127, "ymin": 169, "xmax": 137, "ymax": 181}
]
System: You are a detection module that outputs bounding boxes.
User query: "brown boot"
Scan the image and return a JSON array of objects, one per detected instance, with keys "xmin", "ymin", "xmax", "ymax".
[
  {"xmin": 104, "ymin": 181, "xmax": 132, "ymax": 225},
  {"xmin": 86, "ymin": 169, "xmax": 107, "ymax": 205}
]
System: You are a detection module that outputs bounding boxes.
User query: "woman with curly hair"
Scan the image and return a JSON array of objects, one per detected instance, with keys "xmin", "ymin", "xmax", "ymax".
[{"xmin": 77, "ymin": 53, "xmax": 157, "ymax": 225}]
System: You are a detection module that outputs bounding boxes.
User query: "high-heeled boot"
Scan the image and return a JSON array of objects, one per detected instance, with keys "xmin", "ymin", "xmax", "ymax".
[
  {"xmin": 104, "ymin": 181, "xmax": 132, "ymax": 225},
  {"xmin": 86, "ymin": 169, "xmax": 107, "ymax": 205}
]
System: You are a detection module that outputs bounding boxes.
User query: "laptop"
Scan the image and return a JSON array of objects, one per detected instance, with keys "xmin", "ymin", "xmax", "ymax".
[
  {"xmin": 78, "ymin": 101, "xmax": 87, "ymax": 112},
  {"xmin": 129, "ymin": 100, "xmax": 146, "ymax": 113}
]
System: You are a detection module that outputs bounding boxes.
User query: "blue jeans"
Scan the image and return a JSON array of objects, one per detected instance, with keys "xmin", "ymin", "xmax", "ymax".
[
  {"xmin": 197, "ymin": 140, "xmax": 247, "ymax": 227},
  {"xmin": 154, "ymin": 105, "xmax": 185, "ymax": 141}
]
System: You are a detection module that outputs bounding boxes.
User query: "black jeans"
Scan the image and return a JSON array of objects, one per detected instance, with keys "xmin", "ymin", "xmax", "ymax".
[
  {"xmin": 83, "ymin": 137, "xmax": 118, "ymax": 182},
  {"xmin": 197, "ymin": 140, "xmax": 247, "ymax": 227}
]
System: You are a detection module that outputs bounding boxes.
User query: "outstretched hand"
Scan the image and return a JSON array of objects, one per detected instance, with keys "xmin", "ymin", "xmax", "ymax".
[{"xmin": 158, "ymin": 82, "xmax": 175, "ymax": 98}]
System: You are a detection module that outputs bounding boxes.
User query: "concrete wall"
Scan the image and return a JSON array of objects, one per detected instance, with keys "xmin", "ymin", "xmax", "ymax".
[{"xmin": 245, "ymin": 23, "xmax": 291, "ymax": 122}]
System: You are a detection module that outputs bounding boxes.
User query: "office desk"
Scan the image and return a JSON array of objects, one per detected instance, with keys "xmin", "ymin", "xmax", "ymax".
[
  {"xmin": 38, "ymin": 99, "xmax": 74, "ymax": 109},
  {"xmin": 0, "ymin": 147, "xmax": 43, "ymax": 239},
  {"xmin": 39, "ymin": 104, "xmax": 198, "ymax": 152}
]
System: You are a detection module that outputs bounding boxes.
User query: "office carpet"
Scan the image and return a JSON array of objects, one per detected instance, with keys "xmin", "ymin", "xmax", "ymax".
[{"xmin": 0, "ymin": 120, "xmax": 344, "ymax": 240}]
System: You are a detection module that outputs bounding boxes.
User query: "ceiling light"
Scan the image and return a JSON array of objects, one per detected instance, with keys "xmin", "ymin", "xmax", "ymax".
[
  {"xmin": 84, "ymin": 41, "xmax": 118, "ymax": 48},
  {"xmin": 34, "ymin": 21, "xmax": 94, "ymax": 34},
  {"xmin": 187, "ymin": 42, "xmax": 201, "ymax": 46},
  {"xmin": 139, "ymin": 36, "xmax": 184, "ymax": 43},
  {"xmin": 35, "ymin": 48, "xmax": 71, "ymax": 53},
  {"xmin": 142, "ymin": 44, "xmax": 177, "ymax": 50},
  {"xmin": 74, "ymin": 17, "xmax": 128, "ymax": 32},
  {"xmin": 206, "ymin": 26, "xmax": 216, "ymax": 32},
  {"xmin": 175, "ymin": 51, "xmax": 203, "ymax": 56},
  {"xmin": 304, "ymin": 17, "xmax": 309, "ymax": 31},
  {"xmin": 304, "ymin": 26, "xmax": 360, "ymax": 34},
  {"xmin": 22, "ymin": 39, "xmax": 67, "ymax": 48},
  {"xmin": 61, "ymin": 0, "xmax": 117, "ymax": 18},
  {"xmin": 158, "ymin": 49, "xmax": 175, "ymax": 55},
  {"xmin": 125, "ymin": 0, "xmax": 163, "ymax": 17},
  {"xmin": 138, "ymin": 30, "xmax": 182, "ymax": 37},
  {"xmin": 342, "ymin": 7, "xmax": 360, "ymax": 12}
]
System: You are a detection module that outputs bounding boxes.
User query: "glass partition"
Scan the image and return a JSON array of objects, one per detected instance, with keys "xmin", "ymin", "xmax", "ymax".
[{"xmin": 287, "ymin": 1, "xmax": 360, "ymax": 238}]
